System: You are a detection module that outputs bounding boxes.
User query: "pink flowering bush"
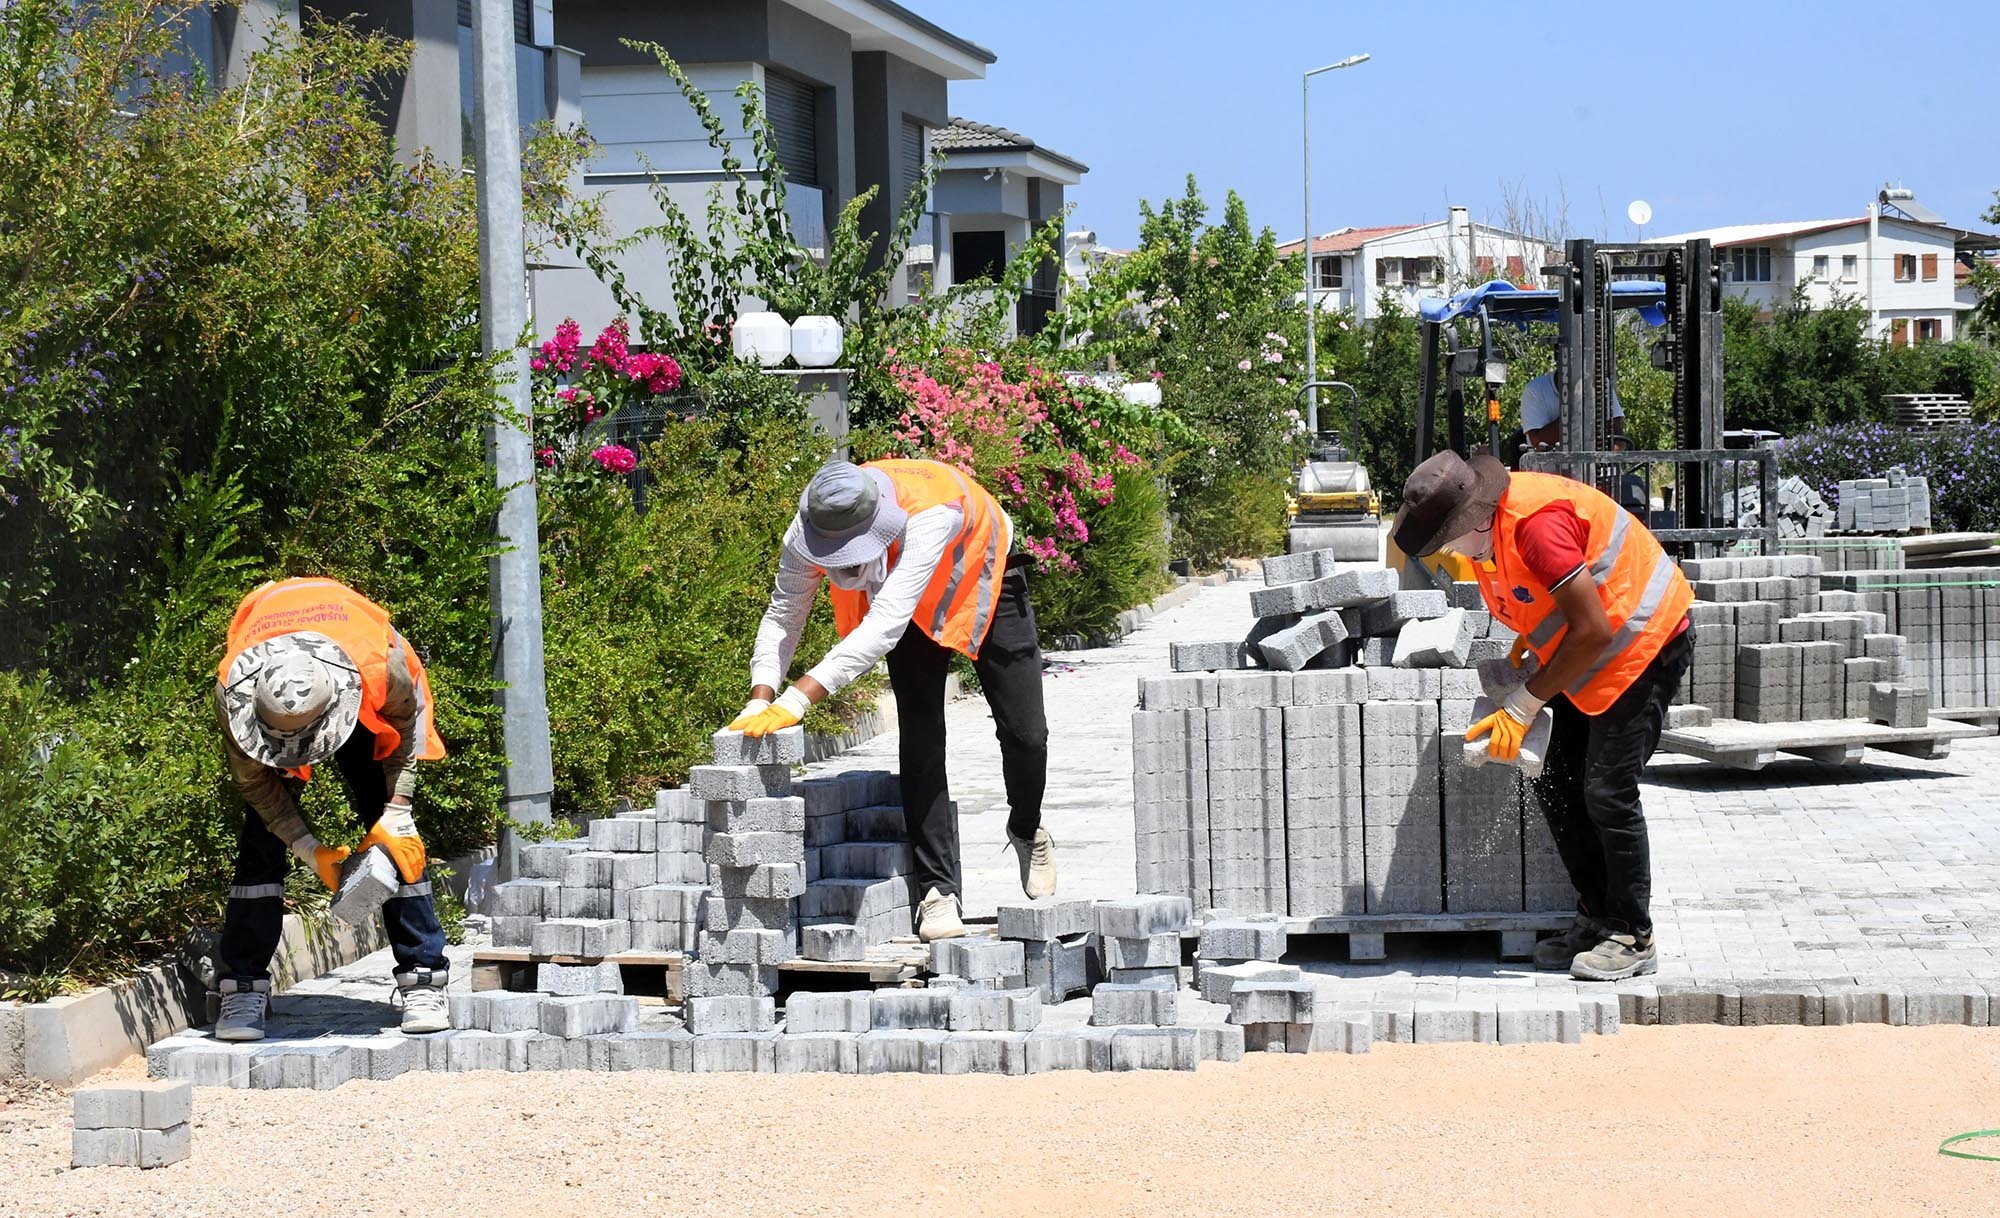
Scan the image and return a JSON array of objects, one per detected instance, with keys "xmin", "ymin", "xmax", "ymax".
[
  {"xmin": 529, "ymin": 317, "xmax": 684, "ymax": 478},
  {"xmin": 874, "ymin": 347, "xmax": 1148, "ymax": 573}
]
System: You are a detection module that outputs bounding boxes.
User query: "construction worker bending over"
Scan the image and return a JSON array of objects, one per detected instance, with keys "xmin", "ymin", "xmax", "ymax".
[
  {"xmin": 732, "ymin": 458, "xmax": 1056, "ymax": 941},
  {"xmin": 212, "ymin": 577, "xmax": 451, "ymax": 1039},
  {"xmin": 1393, "ymin": 451, "xmax": 1694, "ymax": 981}
]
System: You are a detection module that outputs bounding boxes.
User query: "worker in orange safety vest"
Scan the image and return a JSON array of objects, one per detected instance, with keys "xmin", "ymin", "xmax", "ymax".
[
  {"xmin": 731, "ymin": 459, "xmax": 1055, "ymax": 942},
  {"xmin": 1394, "ymin": 450, "xmax": 1694, "ymax": 982},
  {"xmin": 212, "ymin": 577, "xmax": 450, "ymax": 1040}
]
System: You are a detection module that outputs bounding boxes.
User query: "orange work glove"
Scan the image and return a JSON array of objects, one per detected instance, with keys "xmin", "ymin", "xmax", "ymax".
[
  {"xmin": 1465, "ymin": 685, "xmax": 1547, "ymax": 763},
  {"xmin": 1507, "ymin": 633, "xmax": 1532, "ymax": 670},
  {"xmin": 359, "ymin": 802, "xmax": 427, "ymax": 885},
  {"xmin": 726, "ymin": 697, "xmax": 771, "ymax": 731},
  {"xmin": 292, "ymin": 838, "xmax": 351, "ymax": 891}
]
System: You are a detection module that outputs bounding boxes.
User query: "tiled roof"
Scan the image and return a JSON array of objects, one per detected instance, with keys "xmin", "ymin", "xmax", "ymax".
[
  {"xmin": 935, "ymin": 118, "xmax": 1087, "ymax": 173},
  {"xmin": 1275, "ymin": 224, "xmax": 1424, "ymax": 257}
]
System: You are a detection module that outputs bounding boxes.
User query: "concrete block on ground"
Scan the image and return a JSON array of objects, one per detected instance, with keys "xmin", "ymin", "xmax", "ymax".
[
  {"xmin": 997, "ymin": 897, "xmax": 1097, "ymax": 942},
  {"xmin": 1196, "ymin": 961, "xmax": 1301, "ymax": 1006},
  {"xmin": 939, "ymin": 1031, "xmax": 1029, "ymax": 1075},
  {"xmin": 698, "ymin": 928, "xmax": 797, "ymax": 966},
  {"xmin": 1197, "ymin": 919, "xmax": 1286, "ymax": 962},
  {"xmin": 1104, "ymin": 932, "xmax": 1181, "ymax": 970},
  {"xmin": 930, "ymin": 937, "xmax": 1026, "ymax": 984},
  {"xmin": 774, "ymin": 1032, "xmax": 860, "ymax": 1074},
  {"xmin": 683, "ymin": 995, "xmax": 777, "ymax": 1035},
  {"xmin": 690, "ymin": 1031, "xmax": 778, "ymax": 1073},
  {"xmin": 1091, "ymin": 982, "xmax": 1178, "ymax": 1027},
  {"xmin": 1109, "ymin": 1027, "xmax": 1200, "ymax": 1071},
  {"xmin": 679, "ymin": 960, "xmax": 778, "ymax": 998},
  {"xmin": 1022, "ymin": 935, "xmax": 1097, "ymax": 1004},
  {"xmin": 947, "ymin": 989, "xmax": 1042, "ymax": 1033},
  {"xmin": 800, "ymin": 923, "xmax": 865, "ymax": 962},
  {"xmin": 857, "ymin": 1029, "xmax": 947, "ymax": 1074},
  {"xmin": 871, "ymin": 990, "xmax": 954, "ymax": 1031},
  {"xmin": 1869, "ymin": 682, "xmax": 1929, "ymax": 728},
  {"xmin": 73, "ymin": 1079, "xmax": 191, "ymax": 1132},
  {"xmin": 1240, "ymin": 1021, "xmax": 1314, "ymax": 1053},
  {"xmin": 1229, "ymin": 981, "xmax": 1314, "ymax": 1026},
  {"xmin": 1097, "ymin": 895, "xmax": 1193, "ymax": 939},
  {"xmin": 585, "ymin": 1030, "xmax": 694, "ymax": 1073},
  {"xmin": 538, "ymin": 995, "xmax": 639, "ymax": 1039},
  {"xmin": 784, "ymin": 991, "xmax": 874, "ymax": 1034},
  {"xmin": 1024, "ymin": 1028, "xmax": 1115, "ymax": 1073}
]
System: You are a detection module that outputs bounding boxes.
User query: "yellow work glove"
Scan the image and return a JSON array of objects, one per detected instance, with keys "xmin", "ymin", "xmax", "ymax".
[
  {"xmin": 1466, "ymin": 685, "xmax": 1547, "ymax": 763},
  {"xmin": 290, "ymin": 835, "xmax": 351, "ymax": 891},
  {"xmin": 738, "ymin": 687, "xmax": 812, "ymax": 738},
  {"xmin": 726, "ymin": 697, "xmax": 771, "ymax": 731},
  {"xmin": 1507, "ymin": 633, "xmax": 1532, "ymax": 670},
  {"xmin": 359, "ymin": 801, "xmax": 427, "ymax": 885}
]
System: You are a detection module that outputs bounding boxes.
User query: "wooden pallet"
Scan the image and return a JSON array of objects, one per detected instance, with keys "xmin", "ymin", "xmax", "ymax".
[
  {"xmin": 779, "ymin": 939, "xmax": 929, "ymax": 988},
  {"xmin": 1657, "ymin": 716, "xmax": 1982, "ymax": 771}
]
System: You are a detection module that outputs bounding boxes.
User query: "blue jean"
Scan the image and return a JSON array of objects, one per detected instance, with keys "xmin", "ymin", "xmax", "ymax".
[{"xmin": 219, "ymin": 726, "xmax": 447, "ymax": 984}]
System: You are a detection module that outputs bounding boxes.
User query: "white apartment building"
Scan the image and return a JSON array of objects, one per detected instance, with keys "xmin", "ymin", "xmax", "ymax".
[
  {"xmin": 1278, "ymin": 208, "xmax": 1559, "ymax": 322},
  {"xmin": 1658, "ymin": 190, "xmax": 1999, "ymax": 345}
]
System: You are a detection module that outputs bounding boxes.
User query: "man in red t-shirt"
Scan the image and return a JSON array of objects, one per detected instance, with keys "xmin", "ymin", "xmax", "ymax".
[{"xmin": 1393, "ymin": 450, "xmax": 1694, "ymax": 983}]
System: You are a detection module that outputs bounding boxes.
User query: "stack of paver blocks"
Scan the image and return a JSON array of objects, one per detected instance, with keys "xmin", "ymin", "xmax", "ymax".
[
  {"xmin": 1132, "ymin": 665, "xmax": 1573, "ymax": 919},
  {"xmin": 997, "ymin": 897, "xmax": 1099, "ymax": 1003},
  {"xmin": 1818, "ymin": 567, "xmax": 2000, "ymax": 712},
  {"xmin": 794, "ymin": 768, "xmax": 917, "ymax": 952},
  {"xmin": 1674, "ymin": 555, "xmax": 1933, "ymax": 725},
  {"xmin": 681, "ymin": 727, "xmax": 807, "ymax": 1007},
  {"xmin": 1835, "ymin": 468, "xmax": 1931, "ymax": 534},
  {"xmin": 71, "ymin": 1080, "xmax": 192, "ymax": 1169},
  {"xmin": 488, "ymin": 787, "xmax": 707, "ymax": 957}
]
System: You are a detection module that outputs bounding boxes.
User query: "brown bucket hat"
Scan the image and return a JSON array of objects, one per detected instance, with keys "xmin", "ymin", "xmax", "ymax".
[{"xmin": 1391, "ymin": 450, "xmax": 1511, "ymax": 557}]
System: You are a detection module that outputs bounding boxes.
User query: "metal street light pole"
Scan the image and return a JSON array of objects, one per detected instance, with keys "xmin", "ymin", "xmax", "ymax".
[
  {"xmin": 1302, "ymin": 53, "xmax": 1370, "ymax": 437},
  {"xmin": 472, "ymin": 0, "xmax": 554, "ymax": 877}
]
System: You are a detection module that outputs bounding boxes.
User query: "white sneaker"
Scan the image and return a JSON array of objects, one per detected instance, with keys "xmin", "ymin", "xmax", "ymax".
[
  {"xmin": 395, "ymin": 970, "xmax": 451, "ymax": 1034},
  {"xmin": 213, "ymin": 980, "xmax": 269, "ymax": 1042},
  {"xmin": 916, "ymin": 887, "xmax": 965, "ymax": 942},
  {"xmin": 1009, "ymin": 827, "xmax": 1058, "ymax": 899}
]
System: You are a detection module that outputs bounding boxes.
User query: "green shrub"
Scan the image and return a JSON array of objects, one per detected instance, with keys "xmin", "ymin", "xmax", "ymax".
[{"xmin": 1031, "ymin": 469, "xmax": 1173, "ymax": 638}]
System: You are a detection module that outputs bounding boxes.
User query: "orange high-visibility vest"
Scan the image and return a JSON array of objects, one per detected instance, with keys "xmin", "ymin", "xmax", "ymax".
[
  {"xmin": 219, "ymin": 577, "xmax": 447, "ymax": 766},
  {"xmin": 828, "ymin": 459, "xmax": 1013, "ymax": 659},
  {"xmin": 1474, "ymin": 472, "xmax": 1694, "ymax": 714}
]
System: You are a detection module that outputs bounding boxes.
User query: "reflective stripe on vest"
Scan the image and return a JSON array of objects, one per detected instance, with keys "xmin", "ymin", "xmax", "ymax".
[
  {"xmin": 828, "ymin": 460, "xmax": 1012, "ymax": 659},
  {"xmin": 1474, "ymin": 472, "xmax": 1693, "ymax": 714},
  {"xmin": 219, "ymin": 578, "xmax": 447, "ymax": 766}
]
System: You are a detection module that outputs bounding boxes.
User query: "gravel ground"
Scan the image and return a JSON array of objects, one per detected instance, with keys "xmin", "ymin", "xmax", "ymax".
[{"xmin": 6, "ymin": 1026, "xmax": 1998, "ymax": 1217}]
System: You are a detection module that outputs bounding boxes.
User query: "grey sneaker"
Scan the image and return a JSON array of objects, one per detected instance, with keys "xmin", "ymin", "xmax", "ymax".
[
  {"xmin": 1009, "ymin": 827, "xmax": 1058, "ymax": 899},
  {"xmin": 1534, "ymin": 914, "xmax": 1602, "ymax": 971},
  {"xmin": 394, "ymin": 968, "xmax": 451, "ymax": 1034},
  {"xmin": 213, "ymin": 978, "xmax": 270, "ymax": 1042},
  {"xmin": 916, "ymin": 887, "xmax": 965, "ymax": 942},
  {"xmin": 1570, "ymin": 931, "xmax": 1657, "ymax": 982}
]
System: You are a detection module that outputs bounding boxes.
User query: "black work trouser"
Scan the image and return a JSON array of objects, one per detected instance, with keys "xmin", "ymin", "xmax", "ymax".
[
  {"xmin": 1528, "ymin": 625, "xmax": 1694, "ymax": 939},
  {"xmin": 219, "ymin": 726, "xmax": 448, "ymax": 984},
  {"xmin": 885, "ymin": 562, "xmax": 1049, "ymax": 899}
]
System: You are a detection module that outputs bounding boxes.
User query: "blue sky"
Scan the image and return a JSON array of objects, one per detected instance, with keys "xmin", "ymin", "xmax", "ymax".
[{"xmin": 941, "ymin": 0, "xmax": 1998, "ymax": 250}]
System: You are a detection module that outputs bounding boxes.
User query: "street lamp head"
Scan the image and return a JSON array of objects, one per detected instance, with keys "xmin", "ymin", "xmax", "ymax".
[{"xmin": 1306, "ymin": 53, "xmax": 1371, "ymax": 77}]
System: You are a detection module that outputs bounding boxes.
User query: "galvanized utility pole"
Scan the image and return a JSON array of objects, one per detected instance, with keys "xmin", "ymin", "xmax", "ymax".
[
  {"xmin": 472, "ymin": 0, "xmax": 553, "ymax": 875},
  {"xmin": 1301, "ymin": 53, "xmax": 1370, "ymax": 437}
]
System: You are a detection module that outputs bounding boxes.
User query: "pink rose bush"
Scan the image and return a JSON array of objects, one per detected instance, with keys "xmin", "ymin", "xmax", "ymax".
[{"xmin": 530, "ymin": 317, "xmax": 684, "ymax": 478}]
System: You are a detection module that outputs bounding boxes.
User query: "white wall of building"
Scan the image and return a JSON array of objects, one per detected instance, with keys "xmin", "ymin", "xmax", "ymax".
[
  {"xmin": 1300, "ymin": 220, "xmax": 1557, "ymax": 322},
  {"xmin": 1716, "ymin": 216, "xmax": 1961, "ymax": 341}
]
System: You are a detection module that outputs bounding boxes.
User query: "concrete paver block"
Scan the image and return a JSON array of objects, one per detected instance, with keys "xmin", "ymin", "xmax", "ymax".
[{"xmin": 710, "ymin": 726, "xmax": 806, "ymax": 767}]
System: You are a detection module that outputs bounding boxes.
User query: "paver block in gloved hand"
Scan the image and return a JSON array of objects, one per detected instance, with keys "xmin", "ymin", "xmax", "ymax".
[
  {"xmin": 710, "ymin": 726, "xmax": 805, "ymax": 767},
  {"xmin": 1461, "ymin": 695, "xmax": 1553, "ymax": 778},
  {"xmin": 329, "ymin": 846, "xmax": 399, "ymax": 926}
]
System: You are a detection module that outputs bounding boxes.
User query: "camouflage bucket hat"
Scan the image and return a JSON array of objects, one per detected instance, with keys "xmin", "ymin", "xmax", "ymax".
[{"xmin": 220, "ymin": 632, "xmax": 363, "ymax": 768}]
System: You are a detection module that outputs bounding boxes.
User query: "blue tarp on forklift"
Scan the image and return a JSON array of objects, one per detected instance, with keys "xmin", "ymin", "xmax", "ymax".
[{"xmin": 1418, "ymin": 279, "xmax": 1668, "ymax": 327}]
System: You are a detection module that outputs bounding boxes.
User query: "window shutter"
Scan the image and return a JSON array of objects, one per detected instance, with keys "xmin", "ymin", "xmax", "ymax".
[
  {"xmin": 1922, "ymin": 253, "xmax": 1938, "ymax": 281},
  {"xmin": 900, "ymin": 119, "xmax": 926, "ymax": 202},
  {"xmin": 1505, "ymin": 254, "xmax": 1524, "ymax": 282},
  {"xmin": 764, "ymin": 71, "xmax": 819, "ymax": 188},
  {"xmin": 1891, "ymin": 319, "xmax": 1909, "ymax": 346},
  {"xmin": 1475, "ymin": 256, "xmax": 1494, "ymax": 277}
]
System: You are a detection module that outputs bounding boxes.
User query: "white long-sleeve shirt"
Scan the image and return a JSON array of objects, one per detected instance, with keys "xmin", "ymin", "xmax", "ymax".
[{"xmin": 751, "ymin": 503, "xmax": 966, "ymax": 696}]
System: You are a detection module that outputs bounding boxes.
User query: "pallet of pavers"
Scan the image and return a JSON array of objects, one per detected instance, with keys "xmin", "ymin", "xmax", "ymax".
[
  {"xmin": 1659, "ymin": 555, "xmax": 1988, "ymax": 767},
  {"xmin": 1143, "ymin": 547, "xmax": 1575, "ymax": 959}
]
